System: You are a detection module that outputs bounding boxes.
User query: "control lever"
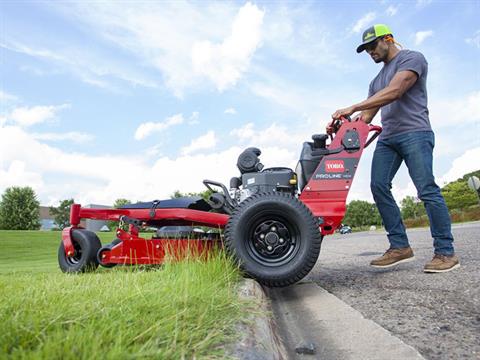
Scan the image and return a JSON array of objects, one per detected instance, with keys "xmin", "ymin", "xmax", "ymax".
[{"xmin": 203, "ymin": 179, "xmax": 237, "ymax": 209}]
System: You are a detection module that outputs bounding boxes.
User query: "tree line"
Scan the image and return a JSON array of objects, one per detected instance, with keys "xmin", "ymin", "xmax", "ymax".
[
  {"xmin": 0, "ymin": 169, "xmax": 478, "ymax": 230},
  {"xmin": 343, "ymin": 169, "xmax": 480, "ymax": 228}
]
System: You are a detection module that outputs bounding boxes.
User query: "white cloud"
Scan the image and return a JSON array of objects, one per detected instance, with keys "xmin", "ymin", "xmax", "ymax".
[
  {"xmin": 181, "ymin": 130, "xmax": 217, "ymax": 155},
  {"xmin": 134, "ymin": 113, "xmax": 184, "ymax": 140},
  {"xmin": 52, "ymin": 2, "xmax": 262, "ymax": 96},
  {"xmin": 416, "ymin": 0, "xmax": 433, "ymax": 8},
  {"xmin": 2, "ymin": 41, "xmax": 157, "ymax": 91},
  {"xmin": 230, "ymin": 122, "xmax": 304, "ymax": 149},
  {"xmin": 224, "ymin": 108, "xmax": 237, "ymax": 115},
  {"xmin": 248, "ymin": 70, "xmax": 362, "ymax": 118},
  {"xmin": 261, "ymin": 6, "xmax": 344, "ymax": 69},
  {"xmin": 429, "ymin": 91, "xmax": 480, "ymax": 128},
  {"xmin": 0, "ymin": 91, "xmax": 18, "ymax": 103},
  {"xmin": 192, "ymin": 3, "xmax": 264, "ymax": 91},
  {"xmin": 188, "ymin": 112, "xmax": 200, "ymax": 125},
  {"xmin": 0, "ymin": 125, "xmax": 130, "ymax": 183},
  {"xmin": 144, "ymin": 144, "xmax": 164, "ymax": 158},
  {"xmin": 0, "ymin": 160, "xmax": 44, "ymax": 191},
  {"xmin": 9, "ymin": 104, "xmax": 70, "ymax": 127},
  {"xmin": 414, "ymin": 30, "xmax": 434, "ymax": 45},
  {"xmin": 31, "ymin": 132, "xmax": 94, "ymax": 143},
  {"xmin": 0, "ymin": 124, "xmax": 240, "ymax": 205},
  {"xmin": 352, "ymin": 12, "xmax": 376, "ymax": 34},
  {"xmin": 230, "ymin": 122, "xmax": 255, "ymax": 141},
  {"xmin": 250, "ymin": 82, "xmax": 305, "ymax": 112},
  {"xmin": 465, "ymin": 30, "xmax": 480, "ymax": 49},
  {"xmin": 438, "ymin": 147, "xmax": 480, "ymax": 185},
  {"xmin": 386, "ymin": 5, "xmax": 398, "ymax": 16}
]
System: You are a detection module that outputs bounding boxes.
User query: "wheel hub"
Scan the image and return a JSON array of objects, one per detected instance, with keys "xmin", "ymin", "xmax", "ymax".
[
  {"xmin": 66, "ymin": 242, "xmax": 82, "ymax": 265},
  {"xmin": 252, "ymin": 219, "xmax": 294, "ymax": 260},
  {"xmin": 265, "ymin": 232, "xmax": 279, "ymax": 246}
]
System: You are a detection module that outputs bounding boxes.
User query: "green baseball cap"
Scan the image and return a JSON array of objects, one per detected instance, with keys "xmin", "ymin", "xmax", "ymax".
[{"xmin": 356, "ymin": 24, "xmax": 393, "ymax": 53}]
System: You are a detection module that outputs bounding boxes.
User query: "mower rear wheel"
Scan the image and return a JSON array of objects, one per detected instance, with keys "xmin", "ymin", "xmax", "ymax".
[
  {"xmin": 225, "ymin": 192, "xmax": 322, "ymax": 287},
  {"xmin": 58, "ymin": 229, "xmax": 102, "ymax": 273}
]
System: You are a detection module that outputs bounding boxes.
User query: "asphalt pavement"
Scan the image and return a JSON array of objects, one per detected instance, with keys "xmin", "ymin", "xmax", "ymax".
[{"xmin": 307, "ymin": 222, "xmax": 480, "ymax": 360}]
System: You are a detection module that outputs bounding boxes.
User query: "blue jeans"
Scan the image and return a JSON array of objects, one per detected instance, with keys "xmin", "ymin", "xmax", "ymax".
[{"xmin": 370, "ymin": 131, "xmax": 454, "ymax": 256}]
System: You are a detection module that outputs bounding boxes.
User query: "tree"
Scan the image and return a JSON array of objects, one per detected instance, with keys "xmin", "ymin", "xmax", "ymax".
[
  {"xmin": 343, "ymin": 200, "xmax": 382, "ymax": 228},
  {"xmin": 171, "ymin": 189, "xmax": 214, "ymax": 200},
  {"xmin": 113, "ymin": 198, "xmax": 131, "ymax": 208},
  {"xmin": 441, "ymin": 181, "xmax": 478, "ymax": 210},
  {"xmin": 460, "ymin": 169, "xmax": 480, "ymax": 183},
  {"xmin": 107, "ymin": 198, "xmax": 132, "ymax": 230},
  {"xmin": 0, "ymin": 186, "xmax": 41, "ymax": 230},
  {"xmin": 49, "ymin": 199, "xmax": 74, "ymax": 229},
  {"xmin": 400, "ymin": 196, "xmax": 425, "ymax": 219}
]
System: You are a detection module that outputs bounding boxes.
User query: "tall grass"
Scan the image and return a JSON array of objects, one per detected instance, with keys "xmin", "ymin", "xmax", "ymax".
[{"xmin": 0, "ymin": 231, "xmax": 249, "ymax": 359}]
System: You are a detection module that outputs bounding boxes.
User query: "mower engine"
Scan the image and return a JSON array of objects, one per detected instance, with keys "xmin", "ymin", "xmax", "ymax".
[
  {"xmin": 234, "ymin": 166, "xmax": 296, "ymax": 202},
  {"xmin": 203, "ymin": 147, "xmax": 297, "ymax": 214},
  {"xmin": 232, "ymin": 147, "xmax": 297, "ymax": 201}
]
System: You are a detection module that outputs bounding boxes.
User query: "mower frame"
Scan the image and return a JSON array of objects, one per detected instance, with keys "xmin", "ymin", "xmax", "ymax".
[{"xmin": 61, "ymin": 117, "xmax": 381, "ymax": 269}]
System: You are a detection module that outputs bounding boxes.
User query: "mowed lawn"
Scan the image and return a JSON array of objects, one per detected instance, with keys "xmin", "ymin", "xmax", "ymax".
[{"xmin": 0, "ymin": 230, "xmax": 250, "ymax": 359}]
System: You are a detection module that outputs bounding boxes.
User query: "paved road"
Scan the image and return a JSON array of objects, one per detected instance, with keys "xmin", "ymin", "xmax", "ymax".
[{"xmin": 308, "ymin": 222, "xmax": 480, "ymax": 360}]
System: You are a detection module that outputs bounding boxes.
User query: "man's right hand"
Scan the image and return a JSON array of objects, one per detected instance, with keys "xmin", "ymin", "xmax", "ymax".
[
  {"xmin": 326, "ymin": 114, "xmax": 364, "ymax": 135},
  {"xmin": 326, "ymin": 120, "xmax": 335, "ymax": 135}
]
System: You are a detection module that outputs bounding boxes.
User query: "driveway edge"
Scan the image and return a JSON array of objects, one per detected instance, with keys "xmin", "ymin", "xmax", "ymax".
[{"xmin": 229, "ymin": 279, "xmax": 288, "ymax": 360}]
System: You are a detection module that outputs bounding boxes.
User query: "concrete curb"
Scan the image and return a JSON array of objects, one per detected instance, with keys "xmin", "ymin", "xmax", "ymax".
[
  {"xmin": 229, "ymin": 279, "xmax": 288, "ymax": 360},
  {"xmin": 266, "ymin": 281, "xmax": 425, "ymax": 360}
]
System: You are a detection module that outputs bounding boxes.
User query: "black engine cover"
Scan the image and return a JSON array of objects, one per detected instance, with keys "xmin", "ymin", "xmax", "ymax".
[{"xmin": 241, "ymin": 168, "xmax": 295, "ymax": 194}]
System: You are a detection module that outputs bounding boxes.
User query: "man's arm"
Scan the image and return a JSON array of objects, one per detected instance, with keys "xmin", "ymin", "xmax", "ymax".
[
  {"xmin": 326, "ymin": 107, "xmax": 379, "ymax": 134},
  {"xmin": 331, "ymin": 70, "xmax": 419, "ymax": 120},
  {"xmin": 357, "ymin": 107, "xmax": 380, "ymax": 124}
]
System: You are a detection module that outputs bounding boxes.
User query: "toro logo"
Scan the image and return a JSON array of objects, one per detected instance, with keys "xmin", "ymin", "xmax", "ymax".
[{"xmin": 325, "ymin": 160, "xmax": 345, "ymax": 173}]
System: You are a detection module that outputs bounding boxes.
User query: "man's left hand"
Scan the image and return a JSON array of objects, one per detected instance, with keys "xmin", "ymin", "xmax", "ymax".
[{"xmin": 332, "ymin": 106, "xmax": 356, "ymax": 120}]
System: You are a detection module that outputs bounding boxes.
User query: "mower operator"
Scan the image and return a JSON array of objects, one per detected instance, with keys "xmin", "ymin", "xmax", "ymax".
[{"xmin": 330, "ymin": 24, "xmax": 459, "ymax": 273}]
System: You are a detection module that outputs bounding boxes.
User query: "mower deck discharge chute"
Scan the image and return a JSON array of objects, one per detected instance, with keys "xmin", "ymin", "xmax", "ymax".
[{"xmin": 59, "ymin": 117, "xmax": 381, "ymax": 287}]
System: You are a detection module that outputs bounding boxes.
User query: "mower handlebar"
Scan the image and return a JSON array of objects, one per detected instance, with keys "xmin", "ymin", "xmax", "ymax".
[
  {"xmin": 327, "ymin": 115, "xmax": 351, "ymax": 139},
  {"xmin": 365, "ymin": 124, "xmax": 382, "ymax": 148},
  {"xmin": 327, "ymin": 116, "xmax": 382, "ymax": 147}
]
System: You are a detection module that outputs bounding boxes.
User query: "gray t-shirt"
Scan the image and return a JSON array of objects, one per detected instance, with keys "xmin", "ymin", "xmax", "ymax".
[{"xmin": 368, "ymin": 49, "xmax": 432, "ymax": 139}]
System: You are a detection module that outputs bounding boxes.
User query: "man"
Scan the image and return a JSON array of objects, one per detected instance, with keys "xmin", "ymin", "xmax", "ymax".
[{"xmin": 331, "ymin": 24, "xmax": 459, "ymax": 273}]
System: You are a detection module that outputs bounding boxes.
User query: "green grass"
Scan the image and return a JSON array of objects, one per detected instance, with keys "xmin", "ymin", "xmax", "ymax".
[{"xmin": 0, "ymin": 230, "xmax": 250, "ymax": 359}]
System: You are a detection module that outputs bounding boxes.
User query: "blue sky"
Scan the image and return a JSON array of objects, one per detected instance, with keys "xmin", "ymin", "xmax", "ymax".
[{"xmin": 1, "ymin": 0, "xmax": 479, "ymax": 206}]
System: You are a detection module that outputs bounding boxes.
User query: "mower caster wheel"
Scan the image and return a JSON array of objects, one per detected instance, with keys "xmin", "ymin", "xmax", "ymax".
[
  {"xmin": 58, "ymin": 229, "xmax": 102, "ymax": 273},
  {"xmin": 97, "ymin": 238, "xmax": 122, "ymax": 268},
  {"xmin": 225, "ymin": 192, "xmax": 322, "ymax": 288}
]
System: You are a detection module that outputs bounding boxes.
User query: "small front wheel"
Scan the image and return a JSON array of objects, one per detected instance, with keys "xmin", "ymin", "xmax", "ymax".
[
  {"xmin": 97, "ymin": 239, "xmax": 122, "ymax": 268},
  {"xmin": 58, "ymin": 229, "xmax": 101, "ymax": 273}
]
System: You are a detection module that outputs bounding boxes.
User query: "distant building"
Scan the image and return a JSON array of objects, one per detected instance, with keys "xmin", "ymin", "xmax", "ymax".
[
  {"xmin": 39, "ymin": 206, "xmax": 56, "ymax": 230},
  {"xmin": 84, "ymin": 204, "xmax": 110, "ymax": 232},
  {"xmin": 38, "ymin": 204, "xmax": 111, "ymax": 231}
]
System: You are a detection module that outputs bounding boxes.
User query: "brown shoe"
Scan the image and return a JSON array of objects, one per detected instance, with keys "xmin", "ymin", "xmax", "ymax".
[
  {"xmin": 424, "ymin": 254, "xmax": 460, "ymax": 273},
  {"xmin": 370, "ymin": 247, "xmax": 414, "ymax": 268}
]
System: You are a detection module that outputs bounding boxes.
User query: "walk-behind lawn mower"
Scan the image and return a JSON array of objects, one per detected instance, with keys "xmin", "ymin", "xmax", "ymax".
[{"xmin": 58, "ymin": 117, "xmax": 381, "ymax": 287}]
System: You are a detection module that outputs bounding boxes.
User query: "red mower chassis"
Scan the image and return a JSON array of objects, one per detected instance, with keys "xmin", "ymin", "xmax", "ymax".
[{"xmin": 59, "ymin": 117, "xmax": 381, "ymax": 286}]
